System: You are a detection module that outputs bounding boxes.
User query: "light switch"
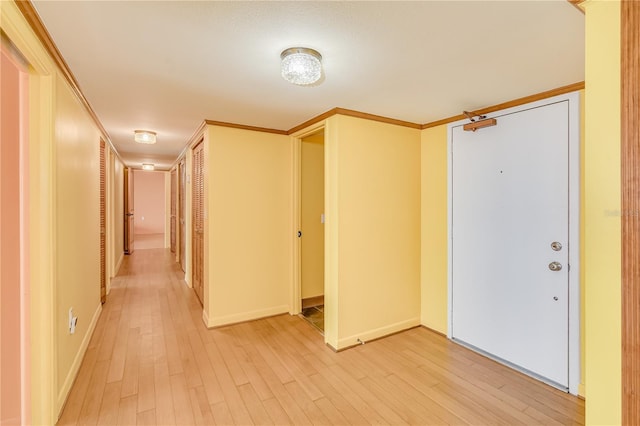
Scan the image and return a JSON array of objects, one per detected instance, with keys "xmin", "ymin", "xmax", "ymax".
[{"xmin": 321, "ymin": 214, "xmax": 325, "ymax": 224}]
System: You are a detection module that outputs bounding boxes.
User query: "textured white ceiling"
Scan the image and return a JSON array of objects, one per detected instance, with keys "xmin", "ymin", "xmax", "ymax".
[{"xmin": 33, "ymin": 1, "xmax": 584, "ymax": 170}]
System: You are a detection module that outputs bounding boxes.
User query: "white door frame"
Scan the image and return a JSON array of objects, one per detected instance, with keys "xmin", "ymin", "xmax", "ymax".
[
  {"xmin": 447, "ymin": 92, "xmax": 581, "ymax": 395},
  {"xmin": 289, "ymin": 122, "xmax": 326, "ymax": 316}
]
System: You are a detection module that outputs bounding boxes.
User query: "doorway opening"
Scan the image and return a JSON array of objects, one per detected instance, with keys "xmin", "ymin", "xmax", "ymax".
[
  {"xmin": 131, "ymin": 169, "xmax": 166, "ymax": 250},
  {"xmin": 298, "ymin": 129, "xmax": 325, "ymax": 333}
]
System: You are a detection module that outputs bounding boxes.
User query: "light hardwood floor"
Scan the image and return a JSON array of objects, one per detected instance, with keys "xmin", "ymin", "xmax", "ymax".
[
  {"xmin": 57, "ymin": 248, "xmax": 585, "ymax": 425},
  {"xmin": 133, "ymin": 234, "xmax": 165, "ymax": 250}
]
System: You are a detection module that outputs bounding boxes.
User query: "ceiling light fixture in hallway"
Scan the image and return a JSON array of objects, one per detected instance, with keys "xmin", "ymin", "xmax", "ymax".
[
  {"xmin": 280, "ymin": 47, "xmax": 323, "ymax": 86},
  {"xmin": 134, "ymin": 130, "xmax": 157, "ymax": 144}
]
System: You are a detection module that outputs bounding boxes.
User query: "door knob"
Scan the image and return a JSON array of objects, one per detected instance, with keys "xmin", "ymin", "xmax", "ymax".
[
  {"xmin": 551, "ymin": 241, "xmax": 562, "ymax": 251},
  {"xmin": 548, "ymin": 261, "xmax": 562, "ymax": 272}
]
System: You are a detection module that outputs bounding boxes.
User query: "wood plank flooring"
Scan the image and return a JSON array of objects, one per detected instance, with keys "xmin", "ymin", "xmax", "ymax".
[{"xmin": 57, "ymin": 248, "xmax": 585, "ymax": 425}]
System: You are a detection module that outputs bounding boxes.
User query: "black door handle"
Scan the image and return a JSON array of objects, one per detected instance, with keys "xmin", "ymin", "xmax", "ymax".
[{"xmin": 297, "ymin": 230, "xmax": 302, "ymax": 238}]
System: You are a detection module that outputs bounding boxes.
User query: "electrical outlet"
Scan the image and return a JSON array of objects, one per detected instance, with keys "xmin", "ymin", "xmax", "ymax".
[{"xmin": 69, "ymin": 308, "xmax": 78, "ymax": 334}]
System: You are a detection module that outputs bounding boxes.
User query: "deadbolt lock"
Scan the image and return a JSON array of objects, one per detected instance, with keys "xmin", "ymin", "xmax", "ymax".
[
  {"xmin": 548, "ymin": 261, "xmax": 562, "ymax": 272},
  {"xmin": 551, "ymin": 241, "xmax": 562, "ymax": 251}
]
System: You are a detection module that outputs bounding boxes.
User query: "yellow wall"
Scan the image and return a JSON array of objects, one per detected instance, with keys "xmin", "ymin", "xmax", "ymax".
[
  {"xmin": 584, "ymin": 1, "xmax": 621, "ymax": 423},
  {"xmin": 325, "ymin": 115, "xmax": 421, "ymax": 349},
  {"xmin": 164, "ymin": 171, "xmax": 171, "ymax": 249},
  {"xmin": 420, "ymin": 124, "xmax": 448, "ymax": 334},
  {"xmin": 301, "ymin": 131, "xmax": 325, "ymax": 299},
  {"xmin": 54, "ymin": 74, "xmax": 103, "ymax": 414},
  {"xmin": 204, "ymin": 125, "xmax": 291, "ymax": 326},
  {"xmin": 111, "ymin": 152, "xmax": 124, "ymax": 279},
  {"xmin": 579, "ymin": 89, "xmax": 586, "ymax": 398}
]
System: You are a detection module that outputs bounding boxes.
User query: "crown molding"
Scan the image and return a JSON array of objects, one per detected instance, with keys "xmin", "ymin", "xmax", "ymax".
[
  {"xmin": 205, "ymin": 120, "xmax": 288, "ymax": 135},
  {"xmin": 567, "ymin": 0, "xmax": 586, "ymax": 14},
  {"xmin": 422, "ymin": 81, "xmax": 585, "ymax": 129}
]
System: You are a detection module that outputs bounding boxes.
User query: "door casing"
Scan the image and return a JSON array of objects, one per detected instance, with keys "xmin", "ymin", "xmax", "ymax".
[
  {"xmin": 447, "ymin": 92, "xmax": 581, "ymax": 395},
  {"xmin": 300, "ymin": 131, "xmax": 325, "ymax": 304},
  {"xmin": 124, "ymin": 167, "xmax": 134, "ymax": 254},
  {"xmin": 0, "ymin": 40, "xmax": 31, "ymax": 425},
  {"xmin": 290, "ymin": 123, "xmax": 326, "ymax": 316}
]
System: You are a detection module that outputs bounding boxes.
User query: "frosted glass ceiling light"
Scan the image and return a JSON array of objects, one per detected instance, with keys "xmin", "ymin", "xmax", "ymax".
[
  {"xmin": 281, "ymin": 47, "xmax": 322, "ymax": 86},
  {"xmin": 134, "ymin": 130, "xmax": 157, "ymax": 144},
  {"xmin": 141, "ymin": 163, "xmax": 155, "ymax": 171}
]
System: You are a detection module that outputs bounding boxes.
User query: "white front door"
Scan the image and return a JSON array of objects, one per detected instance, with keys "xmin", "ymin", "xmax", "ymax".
[{"xmin": 451, "ymin": 97, "xmax": 577, "ymax": 389}]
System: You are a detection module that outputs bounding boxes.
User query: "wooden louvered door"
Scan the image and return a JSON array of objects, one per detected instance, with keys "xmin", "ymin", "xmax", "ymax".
[
  {"xmin": 99, "ymin": 139, "xmax": 106, "ymax": 304},
  {"xmin": 170, "ymin": 168, "xmax": 177, "ymax": 254},
  {"xmin": 179, "ymin": 158, "xmax": 186, "ymax": 272},
  {"xmin": 192, "ymin": 141, "xmax": 204, "ymax": 305},
  {"xmin": 622, "ymin": 2, "xmax": 640, "ymax": 421}
]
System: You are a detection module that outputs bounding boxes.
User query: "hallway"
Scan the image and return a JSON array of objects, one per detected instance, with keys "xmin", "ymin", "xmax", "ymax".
[{"xmin": 57, "ymin": 249, "xmax": 584, "ymax": 425}]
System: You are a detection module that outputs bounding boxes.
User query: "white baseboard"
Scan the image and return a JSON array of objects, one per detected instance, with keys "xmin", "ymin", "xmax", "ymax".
[
  {"xmin": 113, "ymin": 252, "xmax": 124, "ymax": 276},
  {"xmin": 335, "ymin": 317, "xmax": 420, "ymax": 350},
  {"xmin": 202, "ymin": 309, "xmax": 210, "ymax": 328},
  {"xmin": 205, "ymin": 305, "xmax": 289, "ymax": 328},
  {"xmin": 56, "ymin": 302, "xmax": 102, "ymax": 416}
]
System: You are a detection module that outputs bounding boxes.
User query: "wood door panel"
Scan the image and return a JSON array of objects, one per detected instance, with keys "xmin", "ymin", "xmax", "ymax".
[
  {"xmin": 124, "ymin": 167, "xmax": 134, "ymax": 254},
  {"xmin": 621, "ymin": 1, "xmax": 640, "ymax": 421},
  {"xmin": 170, "ymin": 169, "xmax": 176, "ymax": 253},
  {"xmin": 192, "ymin": 141, "xmax": 204, "ymax": 305},
  {"xmin": 179, "ymin": 159, "xmax": 186, "ymax": 272},
  {"xmin": 100, "ymin": 139, "xmax": 106, "ymax": 303}
]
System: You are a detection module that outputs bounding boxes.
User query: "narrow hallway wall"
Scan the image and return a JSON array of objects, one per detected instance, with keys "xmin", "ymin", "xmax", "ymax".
[
  {"xmin": 324, "ymin": 115, "xmax": 421, "ymax": 350},
  {"xmin": 133, "ymin": 170, "xmax": 166, "ymax": 235},
  {"xmin": 204, "ymin": 125, "xmax": 291, "ymax": 327}
]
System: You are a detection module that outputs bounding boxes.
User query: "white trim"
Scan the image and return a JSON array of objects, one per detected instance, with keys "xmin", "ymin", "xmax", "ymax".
[
  {"xmin": 336, "ymin": 317, "xmax": 420, "ymax": 350},
  {"xmin": 202, "ymin": 309, "xmax": 210, "ymax": 328},
  {"xmin": 289, "ymin": 135, "xmax": 302, "ymax": 315},
  {"xmin": 204, "ymin": 305, "xmax": 290, "ymax": 328},
  {"xmin": 56, "ymin": 303, "xmax": 102, "ymax": 414},
  {"xmin": 164, "ymin": 171, "xmax": 171, "ymax": 249},
  {"xmin": 289, "ymin": 122, "xmax": 327, "ymax": 317},
  {"xmin": 112, "ymin": 252, "xmax": 124, "ymax": 279},
  {"xmin": 447, "ymin": 91, "xmax": 581, "ymax": 395}
]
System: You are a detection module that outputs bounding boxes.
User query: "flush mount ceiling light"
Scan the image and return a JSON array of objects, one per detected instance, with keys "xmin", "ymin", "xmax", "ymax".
[
  {"xmin": 280, "ymin": 47, "xmax": 323, "ymax": 86},
  {"xmin": 141, "ymin": 163, "xmax": 155, "ymax": 171},
  {"xmin": 134, "ymin": 130, "xmax": 157, "ymax": 144}
]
